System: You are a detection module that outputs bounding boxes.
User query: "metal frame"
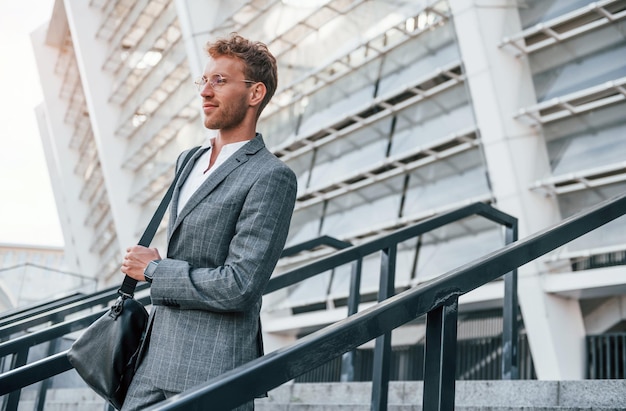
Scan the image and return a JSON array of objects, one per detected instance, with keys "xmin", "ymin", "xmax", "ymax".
[
  {"xmin": 516, "ymin": 76, "xmax": 626, "ymax": 126},
  {"xmin": 499, "ymin": 0, "xmax": 626, "ymax": 56}
]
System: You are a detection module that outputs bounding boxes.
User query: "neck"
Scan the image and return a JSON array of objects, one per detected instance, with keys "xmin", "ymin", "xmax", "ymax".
[
  {"xmin": 214, "ymin": 130, "xmax": 255, "ymax": 149},
  {"xmin": 214, "ymin": 118, "xmax": 257, "ymax": 148}
]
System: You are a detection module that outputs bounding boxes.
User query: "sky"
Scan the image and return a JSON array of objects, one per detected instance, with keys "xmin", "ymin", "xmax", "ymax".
[{"xmin": 0, "ymin": 0, "xmax": 63, "ymax": 247}]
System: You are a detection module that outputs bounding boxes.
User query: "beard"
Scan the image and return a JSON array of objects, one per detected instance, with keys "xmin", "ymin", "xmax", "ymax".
[{"xmin": 203, "ymin": 93, "xmax": 249, "ymax": 131}]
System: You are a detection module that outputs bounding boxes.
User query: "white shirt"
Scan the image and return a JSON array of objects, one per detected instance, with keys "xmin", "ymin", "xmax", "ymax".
[{"xmin": 177, "ymin": 138, "xmax": 248, "ymax": 215}]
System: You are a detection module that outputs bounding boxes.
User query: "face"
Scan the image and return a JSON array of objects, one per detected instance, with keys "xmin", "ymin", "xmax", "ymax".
[{"xmin": 199, "ymin": 56, "xmax": 252, "ymax": 131}]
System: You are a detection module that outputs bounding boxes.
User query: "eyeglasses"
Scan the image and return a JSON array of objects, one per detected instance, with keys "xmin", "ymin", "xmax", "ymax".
[{"xmin": 193, "ymin": 74, "xmax": 256, "ymax": 91}]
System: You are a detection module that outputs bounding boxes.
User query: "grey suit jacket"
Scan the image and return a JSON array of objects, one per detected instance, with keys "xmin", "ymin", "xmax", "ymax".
[{"xmin": 140, "ymin": 134, "xmax": 297, "ymax": 392}]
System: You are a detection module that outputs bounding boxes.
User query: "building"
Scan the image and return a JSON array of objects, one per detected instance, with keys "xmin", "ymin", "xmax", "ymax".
[
  {"xmin": 0, "ymin": 243, "xmax": 92, "ymax": 311},
  {"xmin": 31, "ymin": 0, "xmax": 626, "ymax": 381}
]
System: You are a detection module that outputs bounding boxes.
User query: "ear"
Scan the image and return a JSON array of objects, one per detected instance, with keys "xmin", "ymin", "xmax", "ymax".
[{"xmin": 249, "ymin": 82, "xmax": 267, "ymax": 108}]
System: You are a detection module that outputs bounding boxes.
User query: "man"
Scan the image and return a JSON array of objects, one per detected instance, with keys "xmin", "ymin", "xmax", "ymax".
[{"xmin": 120, "ymin": 33, "xmax": 297, "ymax": 410}]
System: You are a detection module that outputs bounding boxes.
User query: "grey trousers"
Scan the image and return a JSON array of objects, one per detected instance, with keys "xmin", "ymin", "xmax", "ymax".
[{"xmin": 121, "ymin": 360, "xmax": 253, "ymax": 411}]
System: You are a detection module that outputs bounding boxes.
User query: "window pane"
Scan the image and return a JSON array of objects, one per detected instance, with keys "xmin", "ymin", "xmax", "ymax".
[
  {"xmin": 531, "ymin": 31, "xmax": 626, "ymax": 102},
  {"xmin": 557, "ymin": 182, "xmax": 626, "ymax": 251},
  {"xmin": 545, "ymin": 103, "xmax": 626, "ymax": 175},
  {"xmin": 308, "ymin": 118, "xmax": 392, "ymax": 191},
  {"xmin": 321, "ymin": 176, "xmax": 404, "ymax": 238},
  {"xmin": 298, "ymin": 63, "xmax": 379, "ymax": 137},
  {"xmin": 286, "ymin": 203, "xmax": 324, "ymax": 247},
  {"xmin": 389, "ymin": 84, "xmax": 474, "ymax": 157},
  {"xmin": 416, "ymin": 227, "xmax": 503, "ymax": 281},
  {"xmin": 403, "ymin": 149, "xmax": 490, "ymax": 217},
  {"xmin": 378, "ymin": 23, "xmax": 459, "ymax": 97}
]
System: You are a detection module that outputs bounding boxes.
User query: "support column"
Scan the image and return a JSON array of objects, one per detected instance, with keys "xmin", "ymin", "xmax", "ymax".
[
  {"xmin": 31, "ymin": 24, "xmax": 100, "ymax": 279},
  {"xmin": 62, "ymin": 0, "xmax": 142, "ymax": 250},
  {"xmin": 448, "ymin": 0, "xmax": 586, "ymax": 379}
]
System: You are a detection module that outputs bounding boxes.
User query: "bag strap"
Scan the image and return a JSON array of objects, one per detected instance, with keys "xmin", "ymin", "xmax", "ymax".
[{"xmin": 118, "ymin": 146, "xmax": 202, "ymax": 297}]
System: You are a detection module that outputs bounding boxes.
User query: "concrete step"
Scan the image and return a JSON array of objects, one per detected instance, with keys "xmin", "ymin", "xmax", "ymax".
[
  {"xmin": 17, "ymin": 388, "xmax": 106, "ymax": 411},
  {"xmin": 256, "ymin": 408, "xmax": 623, "ymax": 411},
  {"xmin": 14, "ymin": 380, "xmax": 626, "ymax": 410},
  {"xmin": 255, "ymin": 380, "xmax": 626, "ymax": 411}
]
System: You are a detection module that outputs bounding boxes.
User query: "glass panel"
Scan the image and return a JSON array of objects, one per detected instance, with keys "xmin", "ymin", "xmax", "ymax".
[
  {"xmin": 395, "ymin": 240, "xmax": 418, "ymax": 289},
  {"xmin": 297, "ymin": 62, "xmax": 379, "ymax": 136},
  {"xmin": 378, "ymin": 23, "xmax": 459, "ymax": 97},
  {"xmin": 557, "ymin": 182, "xmax": 626, "ymax": 251},
  {"xmin": 329, "ymin": 253, "xmax": 381, "ymax": 299},
  {"xmin": 403, "ymin": 149, "xmax": 490, "ymax": 217},
  {"xmin": 307, "ymin": 118, "xmax": 392, "ymax": 191},
  {"xmin": 284, "ymin": 151, "xmax": 314, "ymax": 197},
  {"xmin": 416, "ymin": 227, "xmax": 503, "ymax": 281},
  {"xmin": 285, "ymin": 203, "xmax": 324, "ymax": 247},
  {"xmin": 259, "ymin": 103, "xmax": 301, "ymax": 150},
  {"xmin": 531, "ymin": 30, "xmax": 626, "ymax": 102},
  {"xmin": 544, "ymin": 102, "xmax": 626, "ymax": 175},
  {"xmin": 389, "ymin": 84, "xmax": 474, "ymax": 157},
  {"xmin": 321, "ymin": 176, "xmax": 405, "ymax": 238},
  {"xmin": 519, "ymin": 0, "xmax": 592, "ymax": 28},
  {"xmin": 283, "ymin": 270, "xmax": 332, "ymax": 309}
]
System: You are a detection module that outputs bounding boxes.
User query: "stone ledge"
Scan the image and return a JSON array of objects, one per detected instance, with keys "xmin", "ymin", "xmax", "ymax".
[{"xmin": 255, "ymin": 380, "xmax": 626, "ymax": 409}]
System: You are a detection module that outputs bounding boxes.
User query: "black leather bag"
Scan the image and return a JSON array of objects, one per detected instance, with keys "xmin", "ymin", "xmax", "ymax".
[
  {"xmin": 67, "ymin": 147, "xmax": 200, "ymax": 409},
  {"xmin": 67, "ymin": 295, "xmax": 148, "ymax": 410}
]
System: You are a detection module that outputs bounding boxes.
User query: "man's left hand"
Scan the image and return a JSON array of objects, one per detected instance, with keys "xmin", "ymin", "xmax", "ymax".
[{"xmin": 121, "ymin": 245, "xmax": 161, "ymax": 281}]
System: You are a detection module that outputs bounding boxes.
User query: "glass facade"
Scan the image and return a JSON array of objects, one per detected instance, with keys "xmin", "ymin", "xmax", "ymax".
[{"xmin": 514, "ymin": 0, "xmax": 626, "ymax": 255}]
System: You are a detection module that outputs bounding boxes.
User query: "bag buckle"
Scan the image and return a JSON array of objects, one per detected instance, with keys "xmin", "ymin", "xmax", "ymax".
[
  {"xmin": 109, "ymin": 295, "xmax": 126, "ymax": 319},
  {"xmin": 117, "ymin": 288, "xmax": 134, "ymax": 299}
]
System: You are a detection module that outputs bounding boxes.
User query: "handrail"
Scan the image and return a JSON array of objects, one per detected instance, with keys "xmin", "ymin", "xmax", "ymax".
[
  {"xmin": 140, "ymin": 192, "xmax": 626, "ymax": 410},
  {"xmin": 0, "ymin": 236, "xmax": 349, "ymax": 361},
  {"xmin": 280, "ymin": 235, "xmax": 352, "ymax": 258},
  {"xmin": 0, "ymin": 236, "xmax": 351, "ymax": 382},
  {"xmin": 0, "ymin": 283, "xmax": 150, "ymax": 339},
  {"xmin": 0, "ymin": 235, "xmax": 348, "ymax": 334},
  {"xmin": 266, "ymin": 202, "xmax": 515, "ymax": 293},
  {"xmin": 0, "ymin": 294, "xmax": 153, "ymax": 358},
  {"xmin": 0, "ymin": 292, "xmax": 83, "ymax": 322},
  {"xmin": 0, "ymin": 202, "xmax": 518, "ymax": 408}
]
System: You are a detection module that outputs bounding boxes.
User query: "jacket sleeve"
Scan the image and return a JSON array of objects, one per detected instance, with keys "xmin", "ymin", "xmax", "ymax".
[{"xmin": 149, "ymin": 164, "xmax": 297, "ymax": 312}]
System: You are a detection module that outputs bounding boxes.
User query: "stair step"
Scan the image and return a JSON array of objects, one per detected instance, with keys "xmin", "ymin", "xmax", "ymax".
[
  {"xmin": 14, "ymin": 381, "xmax": 626, "ymax": 410},
  {"xmin": 256, "ymin": 407, "xmax": 625, "ymax": 411},
  {"xmin": 17, "ymin": 388, "xmax": 106, "ymax": 411},
  {"xmin": 255, "ymin": 380, "xmax": 626, "ymax": 410}
]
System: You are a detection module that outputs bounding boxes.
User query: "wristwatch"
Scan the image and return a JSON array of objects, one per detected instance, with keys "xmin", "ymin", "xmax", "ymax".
[{"xmin": 143, "ymin": 260, "xmax": 159, "ymax": 283}]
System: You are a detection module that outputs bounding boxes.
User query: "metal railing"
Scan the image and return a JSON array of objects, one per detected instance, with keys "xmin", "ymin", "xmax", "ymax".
[
  {"xmin": 0, "ymin": 201, "xmax": 519, "ymax": 410},
  {"xmin": 2, "ymin": 193, "xmax": 624, "ymax": 410},
  {"xmin": 588, "ymin": 332, "xmax": 626, "ymax": 379},
  {"xmin": 141, "ymin": 193, "xmax": 625, "ymax": 410},
  {"xmin": 0, "ymin": 283, "xmax": 150, "ymax": 340},
  {"xmin": 0, "ymin": 235, "xmax": 353, "ymax": 410}
]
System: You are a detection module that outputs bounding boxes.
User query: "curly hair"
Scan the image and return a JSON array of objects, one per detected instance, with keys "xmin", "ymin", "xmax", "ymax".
[{"xmin": 205, "ymin": 33, "xmax": 277, "ymax": 117}]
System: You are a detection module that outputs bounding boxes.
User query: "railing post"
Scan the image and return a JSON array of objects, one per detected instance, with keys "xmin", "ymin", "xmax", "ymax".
[
  {"xmin": 4, "ymin": 346, "xmax": 29, "ymax": 411},
  {"xmin": 371, "ymin": 246, "xmax": 396, "ymax": 411},
  {"xmin": 341, "ymin": 257, "xmax": 362, "ymax": 382},
  {"xmin": 502, "ymin": 222, "xmax": 519, "ymax": 380},
  {"xmin": 423, "ymin": 296, "xmax": 459, "ymax": 411},
  {"xmin": 35, "ymin": 338, "xmax": 61, "ymax": 411}
]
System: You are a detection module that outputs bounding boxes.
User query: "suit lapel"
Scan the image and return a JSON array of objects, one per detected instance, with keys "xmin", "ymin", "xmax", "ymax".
[{"xmin": 169, "ymin": 135, "xmax": 265, "ymax": 239}]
